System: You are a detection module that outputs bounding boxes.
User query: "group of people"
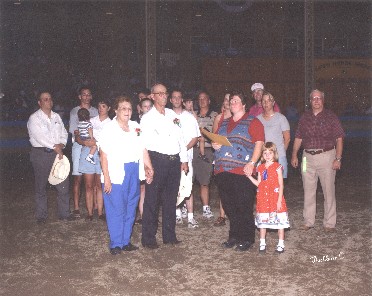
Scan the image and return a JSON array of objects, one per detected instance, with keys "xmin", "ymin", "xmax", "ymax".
[{"xmin": 27, "ymin": 81, "xmax": 345, "ymax": 255}]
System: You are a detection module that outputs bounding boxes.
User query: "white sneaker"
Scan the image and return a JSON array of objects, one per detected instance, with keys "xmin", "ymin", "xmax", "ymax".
[
  {"xmin": 203, "ymin": 206, "xmax": 214, "ymax": 219},
  {"xmin": 176, "ymin": 216, "xmax": 183, "ymax": 224},
  {"xmin": 181, "ymin": 205, "xmax": 188, "ymax": 219},
  {"xmin": 85, "ymin": 155, "xmax": 95, "ymax": 165},
  {"xmin": 188, "ymin": 218, "xmax": 199, "ymax": 228}
]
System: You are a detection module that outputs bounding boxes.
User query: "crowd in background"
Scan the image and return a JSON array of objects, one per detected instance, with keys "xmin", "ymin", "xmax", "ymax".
[{"xmin": 24, "ymin": 80, "xmax": 345, "ymax": 255}]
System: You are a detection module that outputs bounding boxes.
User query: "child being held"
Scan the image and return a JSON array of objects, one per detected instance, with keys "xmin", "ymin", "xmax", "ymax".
[
  {"xmin": 248, "ymin": 142, "xmax": 290, "ymax": 254},
  {"xmin": 77, "ymin": 108, "xmax": 96, "ymax": 164}
]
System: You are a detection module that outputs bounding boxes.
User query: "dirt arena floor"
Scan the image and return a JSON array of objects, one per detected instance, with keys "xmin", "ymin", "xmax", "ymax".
[{"xmin": 0, "ymin": 140, "xmax": 371, "ymax": 296}]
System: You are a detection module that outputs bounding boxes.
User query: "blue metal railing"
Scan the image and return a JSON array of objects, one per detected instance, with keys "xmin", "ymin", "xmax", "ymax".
[{"xmin": 1, "ymin": 116, "xmax": 370, "ymax": 149}]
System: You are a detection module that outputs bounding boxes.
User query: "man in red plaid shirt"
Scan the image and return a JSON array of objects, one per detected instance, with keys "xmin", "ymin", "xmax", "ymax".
[{"xmin": 291, "ymin": 89, "xmax": 345, "ymax": 233}]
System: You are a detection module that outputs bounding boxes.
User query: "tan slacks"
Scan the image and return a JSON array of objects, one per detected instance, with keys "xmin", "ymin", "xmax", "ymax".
[{"xmin": 301, "ymin": 149, "xmax": 337, "ymax": 228}]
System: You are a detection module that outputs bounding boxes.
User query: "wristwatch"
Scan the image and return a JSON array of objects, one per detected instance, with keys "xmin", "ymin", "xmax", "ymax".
[
  {"xmin": 335, "ymin": 157, "xmax": 342, "ymax": 162},
  {"xmin": 249, "ymin": 160, "xmax": 256, "ymax": 165}
]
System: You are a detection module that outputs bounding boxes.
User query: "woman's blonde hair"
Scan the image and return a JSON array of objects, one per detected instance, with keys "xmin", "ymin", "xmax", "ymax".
[
  {"xmin": 260, "ymin": 142, "xmax": 279, "ymax": 163},
  {"xmin": 262, "ymin": 91, "xmax": 275, "ymax": 103}
]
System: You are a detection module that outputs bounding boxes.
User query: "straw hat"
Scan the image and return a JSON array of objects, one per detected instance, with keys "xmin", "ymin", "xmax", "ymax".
[
  {"xmin": 177, "ymin": 171, "xmax": 192, "ymax": 206},
  {"xmin": 48, "ymin": 155, "xmax": 70, "ymax": 185}
]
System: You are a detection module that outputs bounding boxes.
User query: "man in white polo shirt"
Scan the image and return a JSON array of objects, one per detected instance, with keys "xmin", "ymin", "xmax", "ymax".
[{"xmin": 170, "ymin": 89, "xmax": 200, "ymax": 228}]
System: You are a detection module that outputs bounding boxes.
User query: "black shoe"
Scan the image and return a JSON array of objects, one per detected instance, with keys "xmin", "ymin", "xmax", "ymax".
[
  {"xmin": 122, "ymin": 243, "xmax": 139, "ymax": 252},
  {"xmin": 98, "ymin": 214, "xmax": 106, "ymax": 222},
  {"xmin": 163, "ymin": 239, "xmax": 182, "ymax": 245},
  {"xmin": 93, "ymin": 209, "xmax": 99, "ymax": 219},
  {"xmin": 59, "ymin": 214, "xmax": 74, "ymax": 222},
  {"xmin": 275, "ymin": 245, "xmax": 285, "ymax": 254},
  {"xmin": 142, "ymin": 243, "xmax": 159, "ymax": 249},
  {"xmin": 36, "ymin": 218, "xmax": 47, "ymax": 224},
  {"xmin": 85, "ymin": 215, "xmax": 93, "ymax": 221},
  {"xmin": 222, "ymin": 238, "xmax": 237, "ymax": 248},
  {"xmin": 110, "ymin": 247, "xmax": 122, "ymax": 255},
  {"xmin": 259, "ymin": 245, "xmax": 266, "ymax": 254},
  {"xmin": 72, "ymin": 209, "xmax": 81, "ymax": 219},
  {"xmin": 235, "ymin": 241, "xmax": 254, "ymax": 252}
]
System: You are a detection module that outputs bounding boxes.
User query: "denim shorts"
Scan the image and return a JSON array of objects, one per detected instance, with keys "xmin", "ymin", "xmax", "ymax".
[
  {"xmin": 78, "ymin": 146, "xmax": 101, "ymax": 175},
  {"xmin": 71, "ymin": 142, "xmax": 83, "ymax": 176}
]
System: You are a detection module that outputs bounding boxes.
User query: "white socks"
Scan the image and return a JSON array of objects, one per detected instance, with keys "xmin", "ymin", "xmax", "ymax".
[
  {"xmin": 278, "ymin": 239, "xmax": 285, "ymax": 248},
  {"xmin": 188, "ymin": 212, "xmax": 193, "ymax": 221}
]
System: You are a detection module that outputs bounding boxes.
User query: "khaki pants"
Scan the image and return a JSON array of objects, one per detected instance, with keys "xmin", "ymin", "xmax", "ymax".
[{"xmin": 301, "ymin": 149, "xmax": 337, "ymax": 228}]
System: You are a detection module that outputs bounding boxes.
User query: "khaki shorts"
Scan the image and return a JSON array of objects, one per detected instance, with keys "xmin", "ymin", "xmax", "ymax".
[{"xmin": 192, "ymin": 147, "xmax": 214, "ymax": 186}]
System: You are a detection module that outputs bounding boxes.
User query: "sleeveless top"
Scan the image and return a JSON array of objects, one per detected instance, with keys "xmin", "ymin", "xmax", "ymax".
[{"xmin": 214, "ymin": 115, "xmax": 255, "ymax": 174}]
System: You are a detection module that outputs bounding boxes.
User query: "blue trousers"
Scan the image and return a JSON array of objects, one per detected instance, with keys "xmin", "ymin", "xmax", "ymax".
[{"xmin": 103, "ymin": 162, "xmax": 140, "ymax": 249}]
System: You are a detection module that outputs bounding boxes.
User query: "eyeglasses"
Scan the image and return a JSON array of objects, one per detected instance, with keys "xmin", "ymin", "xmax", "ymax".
[
  {"xmin": 153, "ymin": 92, "xmax": 169, "ymax": 97},
  {"xmin": 311, "ymin": 97, "xmax": 322, "ymax": 101}
]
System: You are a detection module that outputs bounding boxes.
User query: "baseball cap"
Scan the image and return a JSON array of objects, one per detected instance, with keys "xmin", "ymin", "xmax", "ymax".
[{"xmin": 251, "ymin": 83, "xmax": 264, "ymax": 92}]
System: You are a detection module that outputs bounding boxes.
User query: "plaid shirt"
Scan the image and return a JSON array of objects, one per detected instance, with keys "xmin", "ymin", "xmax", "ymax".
[
  {"xmin": 295, "ymin": 109, "xmax": 345, "ymax": 149},
  {"xmin": 197, "ymin": 109, "xmax": 218, "ymax": 147}
]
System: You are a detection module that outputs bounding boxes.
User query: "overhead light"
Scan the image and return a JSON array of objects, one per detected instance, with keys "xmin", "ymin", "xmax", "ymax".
[
  {"xmin": 195, "ymin": 14, "xmax": 202, "ymax": 17},
  {"xmin": 105, "ymin": 12, "xmax": 113, "ymax": 15},
  {"xmin": 14, "ymin": 1, "xmax": 21, "ymax": 4}
]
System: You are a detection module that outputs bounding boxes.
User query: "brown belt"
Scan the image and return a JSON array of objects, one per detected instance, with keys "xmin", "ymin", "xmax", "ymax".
[{"xmin": 304, "ymin": 147, "xmax": 334, "ymax": 155}]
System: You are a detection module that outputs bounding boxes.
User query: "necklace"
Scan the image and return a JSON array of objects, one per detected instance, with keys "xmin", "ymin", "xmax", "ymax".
[{"xmin": 263, "ymin": 113, "xmax": 275, "ymax": 118}]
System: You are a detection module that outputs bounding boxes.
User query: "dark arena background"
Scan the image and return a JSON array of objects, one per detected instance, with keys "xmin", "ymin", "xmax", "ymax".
[{"xmin": 0, "ymin": 1, "xmax": 371, "ymax": 295}]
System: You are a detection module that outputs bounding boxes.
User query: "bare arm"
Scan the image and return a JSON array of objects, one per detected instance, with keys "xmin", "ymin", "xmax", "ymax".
[
  {"xmin": 186, "ymin": 137, "xmax": 198, "ymax": 151},
  {"xmin": 244, "ymin": 141, "xmax": 264, "ymax": 177},
  {"xmin": 291, "ymin": 138, "xmax": 302, "ymax": 168},
  {"xmin": 248, "ymin": 171, "xmax": 261, "ymax": 187},
  {"xmin": 75, "ymin": 133, "xmax": 97, "ymax": 147},
  {"xmin": 88, "ymin": 127, "xmax": 94, "ymax": 139},
  {"xmin": 143, "ymin": 148, "xmax": 154, "ymax": 184},
  {"xmin": 332, "ymin": 137, "xmax": 343, "ymax": 170},
  {"xmin": 212, "ymin": 113, "xmax": 222, "ymax": 133},
  {"xmin": 283, "ymin": 130, "xmax": 290, "ymax": 151},
  {"xmin": 53, "ymin": 144, "xmax": 64, "ymax": 159},
  {"xmin": 277, "ymin": 168, "xmax": 284, "ymax": 211}
]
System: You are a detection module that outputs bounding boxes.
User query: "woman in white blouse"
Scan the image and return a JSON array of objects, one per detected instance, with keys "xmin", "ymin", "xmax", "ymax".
[{"xmin": 99, "ymin": 96, "xmax": 153, "ymax": 255}]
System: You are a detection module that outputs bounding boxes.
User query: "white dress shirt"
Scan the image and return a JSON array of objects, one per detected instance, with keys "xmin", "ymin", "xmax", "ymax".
[
  {"xmin": 99, "ymin": 118, "xmax": 145, "ymax": 184},
  {"xmin": 140, "ymin": 107, "xmax": 188, "ymax": 163},
  {"xmin": 27, "ymin": 109, "xmax": 68, "ymax": 149},
  {"xmin": 174, "ymin": 110, "xmax": 201, "ymax": 161}
]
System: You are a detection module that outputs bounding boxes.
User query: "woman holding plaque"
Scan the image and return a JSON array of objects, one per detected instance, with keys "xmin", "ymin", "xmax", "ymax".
[{"xmin": 212, "ymin": 90, "xmax": 264, "ymax": 252}]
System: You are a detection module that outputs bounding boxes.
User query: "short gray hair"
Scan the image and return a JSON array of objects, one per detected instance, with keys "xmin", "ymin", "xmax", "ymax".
[{"xmin": 309, "ymin": 89, "xmax": 325, "ymax": 100}]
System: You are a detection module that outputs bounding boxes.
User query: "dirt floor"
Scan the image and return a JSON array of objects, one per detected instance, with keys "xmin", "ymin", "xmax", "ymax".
[{"xmin": 0, "ymin": 141, "xmax": 371, "ymax": 296}]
